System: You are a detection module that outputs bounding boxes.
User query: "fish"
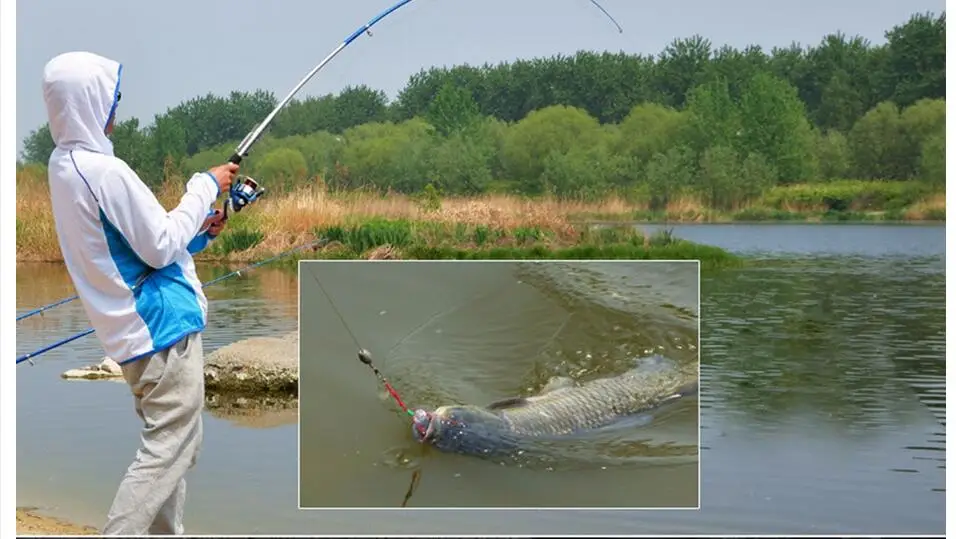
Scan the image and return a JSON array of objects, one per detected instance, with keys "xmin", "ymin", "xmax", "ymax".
[{"xmin": 411, "ymin": 354, "xmax": 698, "ymax": 458}]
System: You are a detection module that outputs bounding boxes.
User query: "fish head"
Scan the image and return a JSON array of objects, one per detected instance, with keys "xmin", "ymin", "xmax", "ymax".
[
  {"xmin": 411, "ymin": 408, "xmax": 435, "ymax": 442},
  {"xmin": 413, "ymin": 405, "xmax": 512, "ymax": 456}
]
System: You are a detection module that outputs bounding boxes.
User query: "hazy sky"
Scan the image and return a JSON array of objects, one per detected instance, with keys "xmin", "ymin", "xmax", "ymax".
[{"xmin": 16, "ymin": 0, "xmax": 943, "ymax": 153}]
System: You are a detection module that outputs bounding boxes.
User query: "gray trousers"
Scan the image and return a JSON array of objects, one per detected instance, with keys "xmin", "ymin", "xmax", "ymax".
[{"xmin": 102, "ymin": 332, "xmax": 205, "ymax": 535}]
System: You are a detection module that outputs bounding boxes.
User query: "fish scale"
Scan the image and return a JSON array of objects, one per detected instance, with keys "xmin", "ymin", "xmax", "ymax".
[{"xmin": 497, "ymin": 366, "xmax": 693, "ymax": 437}]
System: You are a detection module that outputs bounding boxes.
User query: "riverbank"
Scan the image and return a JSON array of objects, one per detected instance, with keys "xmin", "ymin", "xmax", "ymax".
[
  {"xmin": 16, "ymin": 508, "xmax": 98, "ymax": 535},
  {"xmin": 16, "ymin": 170, "xmax": 942, "ymax": 263}
]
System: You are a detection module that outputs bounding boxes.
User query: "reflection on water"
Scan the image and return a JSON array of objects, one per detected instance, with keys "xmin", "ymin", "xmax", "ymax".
[{"xmin": 15, "ymin": 223, "xmax": 947, "ymax": 535}]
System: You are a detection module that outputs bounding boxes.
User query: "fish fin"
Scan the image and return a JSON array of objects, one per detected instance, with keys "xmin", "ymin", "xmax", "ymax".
[
  {"xmin": 485, "ymin": 397, "xmax": 530, "ymax": 410},
  {"xmin": 540, "ymin": 376, "xmax": 576, "ymax": 394}
]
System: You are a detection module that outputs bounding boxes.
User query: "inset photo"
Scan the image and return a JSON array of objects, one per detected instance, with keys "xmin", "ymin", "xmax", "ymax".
[{"xmin": 298, "ymin": 260, "xmax": 700, "ymax": 509}]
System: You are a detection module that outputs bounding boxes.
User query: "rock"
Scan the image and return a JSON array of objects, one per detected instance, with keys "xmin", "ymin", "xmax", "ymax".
[
  {"xmin": 61, "ymin": 357, "xmax": 124, "ymax": 380},
  {"xmin": 203, "ymin": 331, "xmax": 298, "ymax": 395}
]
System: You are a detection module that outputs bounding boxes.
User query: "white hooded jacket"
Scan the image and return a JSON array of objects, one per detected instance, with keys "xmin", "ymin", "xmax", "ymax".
[{"xmin": 43, "ymin": 51, "xmax": 221, "ymax": 364}]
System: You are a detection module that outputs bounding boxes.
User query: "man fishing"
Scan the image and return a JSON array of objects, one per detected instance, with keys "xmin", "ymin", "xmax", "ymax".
[{"xmin": 42, "ymin": 50, "xmax": 238, "ymax": 535}]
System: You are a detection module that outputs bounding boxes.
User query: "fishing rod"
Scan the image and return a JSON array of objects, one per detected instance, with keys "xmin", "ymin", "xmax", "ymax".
[
  {"xmin": 589, "ymin": 0, "xmax": 624, "ymax": 33},
  {"xmin": 16, "ymin": 238, "xmax": 329, "ymax": 366},
  {"xmin": 16, "ymin": 0, "xmax": 420, "ymax": 325},
  {"xmin": 16, "ymin": 0, "xmax": 625, "ymax": 324},
  {"xmin": 220, "ymin": 0, "xmax": 419, "ymax": 220}
]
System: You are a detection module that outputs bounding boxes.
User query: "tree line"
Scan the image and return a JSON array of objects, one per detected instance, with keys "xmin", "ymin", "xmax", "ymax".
[{"xmin": 19, "ymin": 12, "xmax": 945, "ymax": 206}]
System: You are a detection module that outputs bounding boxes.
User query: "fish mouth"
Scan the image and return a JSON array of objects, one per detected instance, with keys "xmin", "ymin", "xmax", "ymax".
[{"xmin": 412, "ymin": 409, "xmax": 439, "ymax": 443}]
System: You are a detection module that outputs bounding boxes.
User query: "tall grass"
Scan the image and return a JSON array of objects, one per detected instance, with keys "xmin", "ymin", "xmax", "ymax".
[{"xmin": 16, "ymin": 166, "xmax": 944, "ymax": 263}]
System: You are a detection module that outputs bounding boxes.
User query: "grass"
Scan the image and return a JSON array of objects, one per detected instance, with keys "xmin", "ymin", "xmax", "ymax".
[
  {"xmin": 575, "ymin": 180, "xmax": 945, "ymax": 223},
  {"xmin": 15, "ymin": 165, "xmax": 942, "ymax": 264}
]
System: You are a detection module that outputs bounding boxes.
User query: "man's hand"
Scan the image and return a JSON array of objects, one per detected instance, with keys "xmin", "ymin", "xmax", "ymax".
[
  {"xmin": 203, "ymin": 209, "xmax": 227, "ymax": 237},
  {"xmin": 208, "ymin": 163, "xmax": 240, "ymax": 195}
]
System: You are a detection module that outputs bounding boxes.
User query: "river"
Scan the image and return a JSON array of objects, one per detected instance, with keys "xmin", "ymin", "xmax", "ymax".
[
  {"xmin": 15, "ymin": 223, "xmax": 945, "ymax": 535},
  {"xmin": 298, "ymin": 260, "xmax": 700, "ymax": 509}
]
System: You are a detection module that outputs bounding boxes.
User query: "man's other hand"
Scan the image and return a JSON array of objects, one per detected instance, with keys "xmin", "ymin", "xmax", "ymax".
[{"xmin": 203, "ymin": 209, "xmax": 227, "ymax": 237}]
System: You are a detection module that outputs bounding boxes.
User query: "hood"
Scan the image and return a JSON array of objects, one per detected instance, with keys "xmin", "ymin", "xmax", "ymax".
[{"xmin": 42, "ymin": 51, "xmax": 123, "ymax": 155}]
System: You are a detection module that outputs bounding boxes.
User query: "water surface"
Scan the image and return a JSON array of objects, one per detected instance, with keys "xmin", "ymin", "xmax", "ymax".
[
  {"xmin": 15, "ymin": 223, "xmax": 946, "ymax": 534},
  {"xmin": 298, "ymin": 260, "xmax": 700, "ymax": 508}
]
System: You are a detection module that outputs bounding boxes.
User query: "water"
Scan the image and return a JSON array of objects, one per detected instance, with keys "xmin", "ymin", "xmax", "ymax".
[
  {"xmin": 298, "ymin": 260, "xmax": 700, "ymax": 509},
  {"xmin": 15, "ymin": 223, "xmax": 946, "ymax": 535}
]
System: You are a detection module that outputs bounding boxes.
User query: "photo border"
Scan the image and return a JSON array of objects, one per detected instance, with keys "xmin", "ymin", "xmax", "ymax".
[
  {"xmin": 1, "ymin": 1, "xmax": 18, "ymax": 536},
  {"xmin": 296, "ymin": 258, "xmax": 702, "ymax": 512}
]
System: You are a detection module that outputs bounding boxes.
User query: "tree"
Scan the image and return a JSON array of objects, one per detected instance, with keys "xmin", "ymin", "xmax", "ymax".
[
  {"xmin": 644, "ymin": 146, "xmax": 695, "ymax": 210},
  {"xmin": 737, "ymin": 72, "xmax": 818, "ymax": 183},
  {"xmin": 881, "ymin": 12, "xmax": 946, "ymax": 108},
  {"xmin": 500, "ymin": 105, "xmax": 605, "ymax": 193},
  {"xmin": 21, "ymin": 124, "xmax": 54, "ymax": 164},
  {"xmin": 848, "ymin": 101, "xmax": 907, "ymax": 180},
  {"xmin": 425, "ymin": 81, "xmax": 481, "ymax": 137}
]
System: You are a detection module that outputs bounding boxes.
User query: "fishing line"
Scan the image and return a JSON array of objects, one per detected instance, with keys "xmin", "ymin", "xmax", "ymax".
[
  {"xmin": 17, "ymin": 0, "xmax": 623, "ymax": 325},
  {"xmin": 381, "ymin": 286, "xmax": 513, "ymax": 363},
  {"xmin": 589, "ymin": 0, "xmax": 624, "ymax": 33},
  {"xmin": 304, "ymin": 265, "xmax": 415, "ymax": 417},
  {"xmin": 304, "ymin": 265, "xmax": 364, "ymax": 352},
  {"xmin": 16, "ymin": 238, "xmax": 329, "ymax": 365}
]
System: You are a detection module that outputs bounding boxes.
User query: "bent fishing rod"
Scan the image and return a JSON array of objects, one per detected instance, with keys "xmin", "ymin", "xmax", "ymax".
[
  {"xmin": 16, "ymin": 0, "xmax": 625, "ymax": 325},
  {"xmin": 16, "ymin": 0, "xmax": 421, "ymax": 324},
  {"xmin": 16, "ymin": 238, "xmax": 329, "ymax": 366},
  {"xmin": 219, "ymin": 0, "xmax": 429, "ymax": 220}
]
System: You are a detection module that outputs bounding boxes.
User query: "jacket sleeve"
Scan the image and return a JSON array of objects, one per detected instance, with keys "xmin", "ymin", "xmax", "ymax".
[{"xmin": 97, "ymin": 162, "xmax": 220, "ymax": 268}]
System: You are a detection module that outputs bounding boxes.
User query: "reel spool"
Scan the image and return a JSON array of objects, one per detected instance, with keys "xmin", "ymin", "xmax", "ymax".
[{"xmin": 226, "ymin": 175, "xmax": 266, "ymax": 216}]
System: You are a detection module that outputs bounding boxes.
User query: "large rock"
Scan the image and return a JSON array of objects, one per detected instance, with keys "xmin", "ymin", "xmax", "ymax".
[{"xmin": 203, "ymin": 331, "xmax": 298, "ymax": 395}]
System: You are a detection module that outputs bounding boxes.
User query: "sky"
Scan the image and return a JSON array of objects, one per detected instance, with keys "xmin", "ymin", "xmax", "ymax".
[{"xmin": 16, "ymin": 0, "xmax": 944, "ymax": 154}]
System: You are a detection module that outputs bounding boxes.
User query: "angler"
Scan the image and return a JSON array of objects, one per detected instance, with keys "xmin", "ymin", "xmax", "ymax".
[
  {"xmin": 410, "ymin": 356, "xmax": 698, "ymax": 458},
  {"xmin": 41, "ymin": 51, "xmax": 251, "ymax": 535}
]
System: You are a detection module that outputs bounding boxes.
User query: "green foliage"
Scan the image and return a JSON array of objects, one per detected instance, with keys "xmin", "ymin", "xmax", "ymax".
[
  {"xmin": 415, "ymin": 183, "xmax": 443, "ymax": 213},
  {"xmin": 918, "ymin": 133, "xmax": 945, "ymax": 186},
  {"xmin": 760, "ymin": 180, "xmax": 932, "ymax": 212},
  {"xmin": 645, "ymin": 146, "xmax": 695, "ymax": 210},
  {"xmin": 425, "ymin": 81, "xmax": 481, "ymax": 136},
  {"xmin": 814, "ymin": 130, "xmax": 851, "ymax": 180},
  {"xmin": 18, "ymin": 11, "xmax": 944, "ymax": 208},
  {"xmin": 848, "ymin": 101, "xmax": 908, "ymax": 180},
  {"xmin": 737, "ymin": 72, "xmax": 818, "ymax": 183},
  {"xmin": 208, "ymin": 213, "xmax": 265, "ymax": 255},
  {"xmin": 316, "ymin": 218, "xmax": 414, "ymax": 254},
  {"xmin": 329, "ymin": 119, "xmax": 434, "ymax": 191},
  {"xmin": 303, "ymin": 218, "xmax": 741, "ymax": 270},
  {"xmin": 255, "ymin": 148, "xmax": 309, "ymax": 192},
  {"xmin": 697, "ymin": 146, "xmax": 740, "ymax": 210},
  {"xmin": 500, "ymin": 105, "xmax": 605, "ymax": 193}
]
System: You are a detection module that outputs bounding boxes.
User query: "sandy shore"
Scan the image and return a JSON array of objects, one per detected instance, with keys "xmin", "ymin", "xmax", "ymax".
[{"xmin": 16, "ymin": 508, "xmax": 99, "ymax": 536}]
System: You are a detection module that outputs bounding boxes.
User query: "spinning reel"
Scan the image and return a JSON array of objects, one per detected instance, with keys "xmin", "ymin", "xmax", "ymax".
[{"xmin": 223, "ymin": 175, "xmax": 266, "ymax": 218}]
